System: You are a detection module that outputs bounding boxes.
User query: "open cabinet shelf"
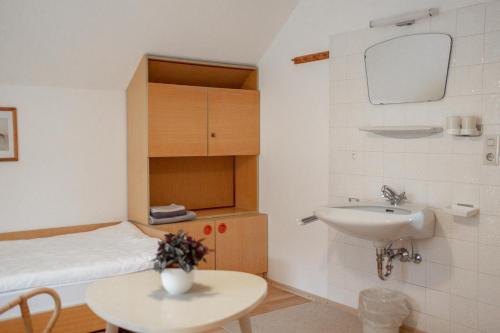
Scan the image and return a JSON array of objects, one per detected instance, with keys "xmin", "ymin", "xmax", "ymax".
[
  {"xmin": 149, "ymin": 155, "xmax": 258, "ymax": 220},
  {"xmin": 148, "ymin": 57, "xmax": 258, "ymax": 89}
]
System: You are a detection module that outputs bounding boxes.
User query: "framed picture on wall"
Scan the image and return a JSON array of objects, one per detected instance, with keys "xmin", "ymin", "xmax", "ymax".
[{"xmin": 0, "ymin": 107, "xmax": 18, "ymax": 161}]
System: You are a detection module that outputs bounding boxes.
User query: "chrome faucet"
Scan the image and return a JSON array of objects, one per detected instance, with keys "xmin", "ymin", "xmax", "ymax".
[{"xmin": 381, "ymin": 185, "xmax": 407, "ymax": 206}]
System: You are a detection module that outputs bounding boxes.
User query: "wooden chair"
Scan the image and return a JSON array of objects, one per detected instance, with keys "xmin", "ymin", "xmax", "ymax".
[{"xmin": 0, "ymin": 288, "xmax": 61, "ymax": 333}]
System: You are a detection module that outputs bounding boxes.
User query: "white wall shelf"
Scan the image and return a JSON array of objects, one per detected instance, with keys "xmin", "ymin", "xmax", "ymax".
[{"xmin": 359, "ymin": 126, "xmax": 443, "ymax": 138}]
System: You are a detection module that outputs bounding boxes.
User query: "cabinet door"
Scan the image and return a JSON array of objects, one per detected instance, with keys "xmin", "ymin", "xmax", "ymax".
[
  {"xmin": 208, "ymin": 88, "xmax": 260, "ymax": 156},
  {"xmin": 215, "ymin": 214, "xmax": 267, "ymax": 274},
  {"xmin": 148, "ymin": 83, "xmax": 208, "ymax": 157},
  {"xmin": 154, "ymin": 221, "xmax": 215, "ymax": 270}
]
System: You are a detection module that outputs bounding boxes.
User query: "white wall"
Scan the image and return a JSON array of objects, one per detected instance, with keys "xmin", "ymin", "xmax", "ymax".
[
  {"xmin": 258, "ymin": 0, "xmax": 492, "ymax": 316},
  {"xmin": 328, "ymin": 3, "xmax": 500, "ymax": 333},
  {"xmin": 259, "ymin": 52, "xmax": 330, "ymax": 296},
  {"xmin": 258, "ymin": 6, "xmax": 332, "ymax": 297},
  {"xmin": 0, "ymin": 85, "xmax": 126, "ymax": 232}
]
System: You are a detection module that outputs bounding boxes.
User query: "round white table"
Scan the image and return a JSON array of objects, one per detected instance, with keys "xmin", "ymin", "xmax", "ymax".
[{"xmin": 86, "ymin": 270, "xmax": 267, "ymax": 333}]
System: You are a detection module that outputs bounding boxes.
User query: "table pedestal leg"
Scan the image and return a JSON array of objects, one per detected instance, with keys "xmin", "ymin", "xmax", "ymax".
[
  {"xmin": 239, "ymin": 316, "xmax": 252, "ymax": 333},
  {"xmin": 105, "ymin": 322, "xmax": 118, "ymax": 333}
]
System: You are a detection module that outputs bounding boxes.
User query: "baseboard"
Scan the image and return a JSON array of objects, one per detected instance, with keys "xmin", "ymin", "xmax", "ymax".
[{"xmin": 267, "ymin": 279, "xmax": 426, "ymax": 333}]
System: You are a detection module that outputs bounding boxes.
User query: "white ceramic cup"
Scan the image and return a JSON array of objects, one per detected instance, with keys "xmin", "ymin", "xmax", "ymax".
[
  {"xmin": 446, "ymin": 116, "xmax": 461, "ymax": 130},
  {"xmin": 462, "ymin": 116, "xmax": 477, "ymax": 130},
  {"xmin": 446, "ymin": 116, "xmax": 461, "ymax": 135}
]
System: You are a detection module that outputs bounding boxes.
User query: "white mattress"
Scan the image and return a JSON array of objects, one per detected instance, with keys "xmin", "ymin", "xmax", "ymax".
[{"xmin": 0, "ymin": 221, "xmax": 158, "ymax": 293}]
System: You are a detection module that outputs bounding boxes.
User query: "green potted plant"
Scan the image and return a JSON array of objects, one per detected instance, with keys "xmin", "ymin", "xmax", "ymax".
[{"xmin": 153, "ymin": 230, "xmax": 208, "ymax": 295}]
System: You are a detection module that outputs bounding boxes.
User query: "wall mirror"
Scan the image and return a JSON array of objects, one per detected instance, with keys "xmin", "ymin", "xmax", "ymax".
[{"xmin": 364, "ymin": 33, "xmax": 452, "ymax": 105}]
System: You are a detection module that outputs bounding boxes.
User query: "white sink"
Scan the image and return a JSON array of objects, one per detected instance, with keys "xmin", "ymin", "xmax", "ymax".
[{"xmin": 314, "ymin": 202, "xmax": 435, "ymax": 245}]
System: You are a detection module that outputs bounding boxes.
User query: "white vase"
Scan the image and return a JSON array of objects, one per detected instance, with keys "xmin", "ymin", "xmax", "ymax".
[{"xmin": 160, "ymin": 268, "xmax": 194, "ymax": 295}]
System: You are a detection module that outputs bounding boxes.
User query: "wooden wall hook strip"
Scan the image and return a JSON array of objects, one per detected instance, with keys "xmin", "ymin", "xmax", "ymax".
[{"xmin": 291, "ymin": 51, "xmax": 329, "ymax": 64}]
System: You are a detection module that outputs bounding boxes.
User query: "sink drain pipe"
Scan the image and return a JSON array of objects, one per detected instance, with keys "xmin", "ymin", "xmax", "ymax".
[
  {"xmin": 376, "ymin": 241, "xmax": 422, "ymax": 280},
  {"xmin": 376, "ymin": 248, "xmax": 392, "ymax": 280}
]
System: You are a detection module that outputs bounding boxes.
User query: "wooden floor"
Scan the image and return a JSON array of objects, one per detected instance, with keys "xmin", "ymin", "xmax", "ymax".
[{"xmin": 1, "ymin": 304, "xmax": 106, "ymax": 333}]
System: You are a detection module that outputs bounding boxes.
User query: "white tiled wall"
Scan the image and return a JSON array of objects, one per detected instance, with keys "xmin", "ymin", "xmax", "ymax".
[{"xmin": 328, "ymin": 3, "xmax": 500, "ymax": 333}]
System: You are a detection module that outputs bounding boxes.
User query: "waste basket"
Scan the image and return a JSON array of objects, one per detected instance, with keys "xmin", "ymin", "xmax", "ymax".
[{"xmin": 358, "ymin": 288, "xmax": 410, "ymax": 333}]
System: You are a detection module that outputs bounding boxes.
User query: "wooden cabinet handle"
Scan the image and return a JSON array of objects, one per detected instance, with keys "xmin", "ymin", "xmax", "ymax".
[
  {"xmin": 203, "ymin": 225, "xmax": 212, "ymax": 236},
  {"xmin": 210, "ymin": 132, "xmax": 216, "ymax": 138},
  {"xmin": 218, "ymin": 223, "xmax": 227, "ymax": 234}
]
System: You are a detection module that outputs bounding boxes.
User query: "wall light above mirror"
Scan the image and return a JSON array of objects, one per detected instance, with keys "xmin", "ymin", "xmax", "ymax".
[{"xmin": 364, "ymin": 33, "xmax": 452, "ymax": 105}]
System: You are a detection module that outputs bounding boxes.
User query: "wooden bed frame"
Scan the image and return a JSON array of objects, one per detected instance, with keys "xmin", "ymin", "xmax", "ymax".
[{"xmin": 0, "ymin": 222, "xmax": 164, "ymax": 333}]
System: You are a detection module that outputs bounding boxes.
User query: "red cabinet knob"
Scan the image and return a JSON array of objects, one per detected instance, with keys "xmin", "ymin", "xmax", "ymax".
[
  {"xmin": 218, "ymin": 223, "xmax": 227, "ymax": 234},
  {"xmin": 203, "ymin": 225, "xmax": 212, "ymax": 236}
]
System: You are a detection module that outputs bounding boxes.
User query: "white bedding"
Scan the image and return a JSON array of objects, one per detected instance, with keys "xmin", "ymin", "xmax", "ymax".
[{"xmin": 0, "ymin": 221, "xmax": 159, "ymax": 293}]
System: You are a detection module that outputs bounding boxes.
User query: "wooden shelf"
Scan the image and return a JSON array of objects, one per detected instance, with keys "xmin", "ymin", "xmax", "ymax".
[
  {"xmin": 135, "ymin": 208, "xmax": 257, "ymax": 225},
  {"xmin": 134, "ymin": 207, "xmax": 258, "ymax": 226},
  {"xmin": 193, "ymin": 207, "xmax": 257, "ymax": 219}
]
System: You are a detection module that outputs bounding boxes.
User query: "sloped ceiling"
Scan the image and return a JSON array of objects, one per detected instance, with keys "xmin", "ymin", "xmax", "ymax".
[{"xmin": 0, "ymin": 0, "xmax": 299, "ymax": 90}]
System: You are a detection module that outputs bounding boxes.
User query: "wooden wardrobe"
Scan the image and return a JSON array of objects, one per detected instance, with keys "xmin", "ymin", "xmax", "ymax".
[{"xmin": 127, "ymin": 56, "xmax": 267, "ymax": 275}]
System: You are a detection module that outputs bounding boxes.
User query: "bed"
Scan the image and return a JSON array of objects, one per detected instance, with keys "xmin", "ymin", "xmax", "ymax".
[{"xmin": 0, "ymin": 221, "xmax": 159, "ymax": 321}]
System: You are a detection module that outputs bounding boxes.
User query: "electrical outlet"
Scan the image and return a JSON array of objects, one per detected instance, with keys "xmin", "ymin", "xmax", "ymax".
[{"xmin": 484, "ymin": 135, "xmax": 500, "ymax": 166}]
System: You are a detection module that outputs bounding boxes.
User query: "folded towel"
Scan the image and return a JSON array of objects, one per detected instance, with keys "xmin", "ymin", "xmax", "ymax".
[
  {"xmin": 150, "ymin": 204, "xmax": 186, "ymax": 214},
  {"xmin": 150, "ymin": 210, "xmax": 187, "ymax": 219},
  {"xmin": 149, "ymin": 211, "xmax": 197, "ymax": 225}
]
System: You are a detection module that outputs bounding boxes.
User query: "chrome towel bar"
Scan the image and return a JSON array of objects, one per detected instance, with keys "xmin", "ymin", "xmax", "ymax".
[{"xmin": 298, "ymin": 215, "xmax": 318, "ymax": 225}]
